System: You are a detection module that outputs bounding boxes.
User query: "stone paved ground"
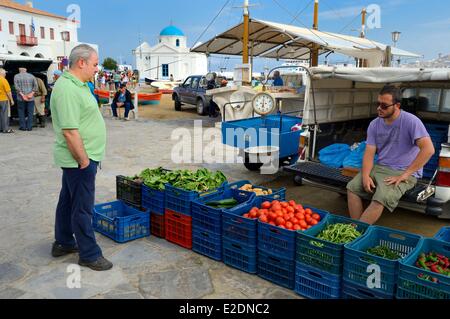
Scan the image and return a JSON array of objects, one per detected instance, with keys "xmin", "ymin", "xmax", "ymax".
[
  {"xmin": 1, "ymin": 113, "xmax": 447, "ymax": 299},
  {"xmin": 0, "ymin": 117, "xmax": 301, "ymax": 299}
]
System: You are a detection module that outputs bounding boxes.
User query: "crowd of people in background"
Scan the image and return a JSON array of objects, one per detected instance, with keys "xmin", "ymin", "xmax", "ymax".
[{"xmin": 96, "ymin": 70, "xmax": 138, "ymax": 91}]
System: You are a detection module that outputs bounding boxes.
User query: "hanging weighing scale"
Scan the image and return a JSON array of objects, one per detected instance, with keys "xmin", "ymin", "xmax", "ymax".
[{"xmin": 252, "ymin": 92, "xmax": 276, "ymax": 115}]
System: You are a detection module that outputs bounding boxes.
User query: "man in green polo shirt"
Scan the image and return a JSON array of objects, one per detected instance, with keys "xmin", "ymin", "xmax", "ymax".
[{"xmin": 50, "ymin": 44, "xmax": 113, "ymax": 271}]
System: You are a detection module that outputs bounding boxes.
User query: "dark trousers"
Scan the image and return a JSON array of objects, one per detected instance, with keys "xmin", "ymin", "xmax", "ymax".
[
  {"xmin": 209, "ymin": 100, "xmax": 218, "ymax": 117},
  {"xmin": 55, "ymin": 160, "xmax": 102, "ymax": 262},
  {"xmin": 111, "ymin": 101, "xmax": 131, "ymax": 118},
  {"xmin": 18, "ymin": 100, "xmax": 35, "ymax": 130}
]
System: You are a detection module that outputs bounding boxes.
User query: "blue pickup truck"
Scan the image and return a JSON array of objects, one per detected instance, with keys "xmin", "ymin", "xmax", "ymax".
[{"xmin": 172, "ymin": 75, "xmax": 211, "ymax": 115}]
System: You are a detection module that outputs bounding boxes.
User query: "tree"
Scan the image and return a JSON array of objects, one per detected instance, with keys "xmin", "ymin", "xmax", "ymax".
[{"xmin": 102, "ymin": 57, "xmax": 118, "ymax": 71}]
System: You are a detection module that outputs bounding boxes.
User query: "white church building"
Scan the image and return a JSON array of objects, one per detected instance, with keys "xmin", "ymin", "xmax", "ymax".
[{"xmin": 134, "ymin": 25, "xmax": 207, "ymax": 81}]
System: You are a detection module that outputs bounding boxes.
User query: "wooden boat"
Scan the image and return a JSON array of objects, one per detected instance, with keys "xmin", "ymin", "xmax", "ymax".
[{"xmin": 94, "ymin": 89, "xmax": 162, "ymax": 105}]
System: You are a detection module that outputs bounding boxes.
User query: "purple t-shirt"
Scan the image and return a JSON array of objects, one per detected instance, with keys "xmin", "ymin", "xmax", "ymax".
[{"xmin": 367, "ymin": 111, "xmax": 430, "ymax": 178}]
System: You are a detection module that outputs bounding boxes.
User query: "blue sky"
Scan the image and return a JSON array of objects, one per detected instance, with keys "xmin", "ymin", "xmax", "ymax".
[{"xmin": 32, "ymin": 0, "xmax": 450, "ymax": 71}]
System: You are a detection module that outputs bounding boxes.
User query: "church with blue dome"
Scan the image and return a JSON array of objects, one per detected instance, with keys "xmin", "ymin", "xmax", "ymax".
[{"xmin": 134, "ymin": 25, "xmax": 207, "ymax": 82}]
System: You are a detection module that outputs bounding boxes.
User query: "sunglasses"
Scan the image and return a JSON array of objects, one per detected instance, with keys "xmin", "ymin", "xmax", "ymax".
[{"xmin": 377, "ymin": 102, "xmax": 397, "ymax": 110}]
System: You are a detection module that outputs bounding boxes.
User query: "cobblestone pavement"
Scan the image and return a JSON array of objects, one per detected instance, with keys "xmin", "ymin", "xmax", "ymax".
[{"xmin": 0, "ymin": 117, "xmax": 301, "ymax": 299}]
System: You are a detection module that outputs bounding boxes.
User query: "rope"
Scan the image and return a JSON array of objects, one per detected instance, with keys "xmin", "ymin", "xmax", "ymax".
[{"xmin": 190, "ymin": 0, "xmax": 232, "ymax": 51}]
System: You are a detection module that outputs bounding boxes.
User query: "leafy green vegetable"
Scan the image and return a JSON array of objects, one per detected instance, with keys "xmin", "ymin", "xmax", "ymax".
[{"xmin": 128, "ymin": 167, "xmax": 227, "ymax": 193}]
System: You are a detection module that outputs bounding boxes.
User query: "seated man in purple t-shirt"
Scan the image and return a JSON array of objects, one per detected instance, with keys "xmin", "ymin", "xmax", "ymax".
[{"xmin": 347, "ymin": 85, "xmax": 435, "ymax": 225}]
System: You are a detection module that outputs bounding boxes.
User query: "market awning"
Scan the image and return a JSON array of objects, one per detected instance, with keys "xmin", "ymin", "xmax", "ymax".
[
  {"xmin": 309, "ymin": 66, "xmax": 450, "ymax": 82},
  {"xmin": 191, "ymin": 19, "xmax": 421, "ymax": 67}
]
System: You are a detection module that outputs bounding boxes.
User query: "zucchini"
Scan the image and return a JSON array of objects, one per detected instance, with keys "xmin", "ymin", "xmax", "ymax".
[{"xmin": 205, "ymin": 198, "xmax": 238, "ymax": 207}]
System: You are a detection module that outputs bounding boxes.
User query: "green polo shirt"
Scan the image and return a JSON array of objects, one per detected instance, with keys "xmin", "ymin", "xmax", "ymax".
[{"xmin": 51, "ymin": 71, "xmax": 106, "ymax": 168}]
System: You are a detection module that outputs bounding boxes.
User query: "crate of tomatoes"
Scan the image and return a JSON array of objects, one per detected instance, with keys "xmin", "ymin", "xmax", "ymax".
[{"xmin": 246, "ymin": 200, "xmax": 329, "ymax": 259}]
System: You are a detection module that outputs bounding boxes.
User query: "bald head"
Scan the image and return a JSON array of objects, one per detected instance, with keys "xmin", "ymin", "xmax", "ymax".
[
  {"xmin": 0, "ymin": 68, "xmax": 6, "ymax": 77},
  {"xmin": 19, "ymin": 67, "xmax": 27, "ymax": 73}
]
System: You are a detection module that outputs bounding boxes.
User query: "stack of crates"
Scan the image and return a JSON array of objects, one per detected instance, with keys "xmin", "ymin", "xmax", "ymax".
[
  {"xmin": 343, "ymin": 226, "xmax": 422, "ymax": 299},
  {"xmin": 397, "ymin": 238, "xmax": 450, "ymax": 299},
  {"xmin": 423, "ymin": 123, "xmax": 449, "ymax": 179},
  {"xmin": 257, "ymin": 205, "xmax": 329, "ymax": 290},
  {"xmin": 93, "ymin": 200, "xmax": 150, "ymax": 243},
  {"xmin": 142, "ymin": 184, "xmax": 166, "ymax": 238},
  {"xmin": 164, "ymin": 182, "xmax": 227, "ymax": 249},
  {"xmin": 191, "ymin": 187, "xmax": 255, "ymax": 261},
  {"xmin": 295, "ymin": 215, "xmax": 369, "ymax": 299},
  {"xmin": 222, "ymin": 197, "xmax": 263, "ymax": 274}
]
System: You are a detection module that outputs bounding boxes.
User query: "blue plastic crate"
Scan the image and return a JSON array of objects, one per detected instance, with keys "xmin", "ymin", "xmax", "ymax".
[
  {"xmin": 397, "ymin": 239, "xmax": 450, "ymax": 299},
  {"xmin": 93, "ymin": 201, "xmax": 150, "ymax": 243},
  {"xmin": 222, "ymin": 238, "xmax": 257, "ymax": 274},
  {"xmin": 165, "ymin": 182, "xmax": 227, "ymax": 216},
  {"xmin": 142, "ymin": 185, "xmax": 166, "ymax": 215},
  {"xmin": 191, "ymin": 188, "xmax": 255, "ymax": 234},
  {"xmin": 192, "ymin": 228, "xmax": 222, "ymax": 261},
  {"xmin": 344, "ymin": 226, "xmax": 422, "ymax": 296},
  {"xmin": 259, "ymin": 206, "xmax": 329, "ymax": 260},
  {"xmin": 435, "ymin": 227, "xmax": 450, "ymax": 243},
  {"xmin": 221, "ymin": 114, "xmax": 303, "ymax": 159},
  {"xmin": 258, "ymin": 250, "xmax": 296, "ymax": 290},
  {"xmin": 221, "ymin": 197, "xmax": 262, "ymax": 247},
  {"xmin": 342, "ymin": 280, "xmax": 394, "ymax": 299},
  {"xmin": 295, "ymin": 262, "xmax": 342, "ymax": 299},
  {"xmin": 296, "ymin": 214, "xmax": 370, "ymax": 276},
  {"xmin": 227, "ymin": 180, "xmax": 286, "ymax": 201}
]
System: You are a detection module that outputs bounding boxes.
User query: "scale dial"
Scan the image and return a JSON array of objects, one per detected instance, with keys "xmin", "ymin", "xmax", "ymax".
[{"xmin": 252, "ymin": 92, "xmax": 275, "ymax": 115}]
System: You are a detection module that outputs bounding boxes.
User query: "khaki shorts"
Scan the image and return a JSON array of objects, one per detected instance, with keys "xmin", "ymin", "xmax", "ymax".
[{"xmin": 347, "ymin": 165, "xmax": 417, "ymax": 212}]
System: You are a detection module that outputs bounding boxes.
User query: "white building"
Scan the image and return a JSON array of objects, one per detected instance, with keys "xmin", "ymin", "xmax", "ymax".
[
  {"xmin": 0, "ymin": 0, "xmax": 98, "ymax": 74},
  {"xmin": 134, "ymin": 25, "xmax": 207, "ymax": 81}
]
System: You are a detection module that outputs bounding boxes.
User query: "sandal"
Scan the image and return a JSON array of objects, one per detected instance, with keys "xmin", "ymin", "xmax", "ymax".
[{"xmin": 3, "ymin": 129, "xmax": 14, "ymax": 134}]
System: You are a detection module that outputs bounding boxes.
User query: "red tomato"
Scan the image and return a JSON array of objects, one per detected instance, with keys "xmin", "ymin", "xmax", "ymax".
[
  {"xmin": 262, "ymin": 202, "xmax": 271, "ymax": 209},
  {"xmin": 269, "ymin": 212, "xmax": 277, "ymax": 221},
  {"xmin": 250, "ymin": 211, "xmax": 258, "ymax": 218},
  {"xmin": 310, "ymin": 219, "xmax": 318, "ymax": 226},
  {"xmin": 305, "ymin": 208, "xmax": 313, "ymax": 215},
  {"xmin": 281, "ymin": 202, "xmax": 289, "ymax": 208},
  {"xmin": 272, "ymin": 204, "xmax": 282, "ymax": 212},
  {"xmin": 285, "ymin": 221, "xmax": 293, "ymax": 230},
  {"xmin": 269, "ymin": 221, "xmax": 276, "ymax": 226},
  {"xmin": 260, "ymin": 209, "xmax": 269, "ymax": 215},
  {"xmin": 289, "ymin": 200, "xmax": 297, "ymax": 207},
  {"xmin": 293, "ymin": 224, "xmax": 301, "ymax": 231},
  {"xmin": 259, "ymin": 215, "xmax": 268, "ymax": 223},
  {"xmin": 295, "ymin": 204, "xmax": 304, "ymax": 211},
  {"xmin": 290, "ymin": 217, "xmax": 299, "ymax": 224},
  {"xmin": 287, "ymin": 206, "xmax": 295, "ymax": 214},
  {"xmin": 278, "ymin": 225, "xmax": 286, "ymax": 229},
  {"xmin": 305, "ymin": 216, "xmax": 313, "ymax": 224},
  {"xmin": 276, "ymin": 217, "xmax": 286, "ymax": 226},
  {"xmin": 312, "ymin": 214, "xmax": 321, "ymax": 221},
  {"xmin": 282, "ymin": 208, "xmax": 287, "ymax": 215},
  {"xmin": 295, "ymin": 213, "xmax": 304, "ymax": 220},
  {"xmin": 300, "ymin": 220, "xmax": 308, "ymax": 229},
  {"xmin": 243, "ymin": 213, "xmax": 249, "ymax": 218}
]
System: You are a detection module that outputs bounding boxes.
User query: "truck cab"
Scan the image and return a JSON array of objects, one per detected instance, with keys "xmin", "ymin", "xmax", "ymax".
[
  {"xmin": 172, "ymin": 75, "xmax": 210, "ymax": 115},
  {"xmin": 284, "ymin": 66, "xmax": 450, "ymax": 219}
]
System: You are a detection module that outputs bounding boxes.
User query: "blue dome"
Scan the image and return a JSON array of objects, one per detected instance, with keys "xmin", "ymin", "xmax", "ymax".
[{"xmin": 160, "ymin": 26, "xmax": 185, "ymax": 36}]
